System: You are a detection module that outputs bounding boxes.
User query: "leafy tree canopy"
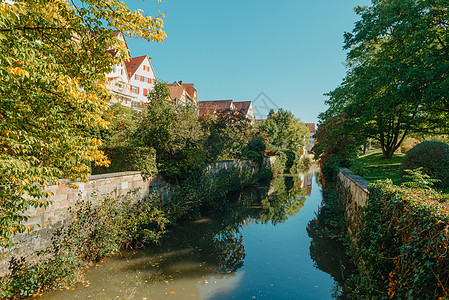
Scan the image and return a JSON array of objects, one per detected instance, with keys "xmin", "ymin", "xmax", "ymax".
[
  {"xmin": 202, "ymin": 109, "xmax": 253, "ymax": 161},
  {"xmin": 135, "ymin": 82, "xmax": 205, "ymax": 184},
  {"xmin": 321, "ymin": 0, "xmax": 449, "ymax": 159},
  {"xmin": 259, "ymin": 109, "xmax": 309, "ymax": 152}
]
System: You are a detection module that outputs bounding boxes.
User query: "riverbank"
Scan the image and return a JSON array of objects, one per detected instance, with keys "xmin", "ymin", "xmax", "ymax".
[{"xmin": 321, "ymin": 158, "xmax": 449, "ymax": 299}]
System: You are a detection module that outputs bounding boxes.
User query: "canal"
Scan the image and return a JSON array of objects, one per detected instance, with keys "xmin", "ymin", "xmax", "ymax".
[{"xmin": 39, "ymin": 169, "xmax": 353, "ymax": 299}]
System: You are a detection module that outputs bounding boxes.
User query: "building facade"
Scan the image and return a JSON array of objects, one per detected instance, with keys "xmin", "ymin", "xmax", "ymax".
[{"xmin": 125, "ymin": 55, "xmax": 157, "ymax": 107}]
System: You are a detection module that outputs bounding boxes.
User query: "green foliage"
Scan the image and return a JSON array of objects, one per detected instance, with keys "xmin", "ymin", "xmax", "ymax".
[
  {"xmin": 294, "ymin": 156, "xmax": 312, "ymax": 173},
  {"xmin": 91, "ymin": 146, "xmax": 157, "ymax": 179},
  {"xmin": 401, "ymin": 168, "xmax": 440, "ymax": 190},
  {"xmin": 282, "ymin": 150, "xmax": 297, "ymax": 172},
  {"xmin": 202, "ymin": 109, "xmax": 254, "ymax": 161},
  {"xmin": 400, "ymin": 141, "xmax": 449, "ymax": 188},
  {"xmin": 321, "ymin": 157, "xmax": 351, "ymax": 183},
  {"xmin": 352, "ymin": 181, "xmax": 449, "ymax": 299},
  {"xmin": 320, "ymin": 0, "xmax": 449, "ymax": 160},
  {"xmin": 271, "ymin": 151, "xmax": 287, "ymax": 176},
  {"xmin": 259, "ymin": 109, "xmax": 309, "ymax": 152},
  {"xmin": 0, "ymin": 252, "xmax": 82, "ymax": 299},
  {"xmin": 136, "ymin": 82, "xmax": 206, "ymax": 184},
  {"xmin": 164, "ymin": 165, "xmax": 259, "ymax": 222},
  {"xmin": 313, "ymin": 113, "xmax": 360, "ymax": 160},
  {"xmin": 0, "ymin": 0, "xmax": 165, "ymax": 246},
  {"xmin": 0, "ymin": 190, "xmax": 168, "ymax": 298},
  {"xmin": 242, "ymin": 136, "xmax": 267, "ymax": 164}
]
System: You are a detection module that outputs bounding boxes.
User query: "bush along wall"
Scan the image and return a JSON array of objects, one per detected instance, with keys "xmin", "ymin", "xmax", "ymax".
[
  {"xmin": 164, "ymin": 164, "xmax": 264, "ymax": 222},
  {"xmin": 91, "ymin": 146, "xmax": 157, "ymax": 179},
  {"xmin": 350, "ymin": 180, "xmax": 449, "ymax": 299},
  {"xmin": 0, "ymin": 191, "xmax": 168, "ymax": 299}
]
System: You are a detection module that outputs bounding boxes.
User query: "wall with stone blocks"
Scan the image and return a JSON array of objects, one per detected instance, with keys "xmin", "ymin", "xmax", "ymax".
[
  {"xmin": 337, "ymin": 167, "xmax": 370, "ymax": 241},
  {"xmin": 204, "ymin": 159, "xmax": 256, "ymax": 175}
]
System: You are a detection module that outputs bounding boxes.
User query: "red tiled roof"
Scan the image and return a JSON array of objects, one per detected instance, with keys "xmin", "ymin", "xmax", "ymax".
[
  {"xmin": 125, "ymin": 55, "xmax": 147, "ymax": 78},
  {"xmin": 169, "ymin": 82, "xmax": 197, "ymax": 100},
  {"xmin": 198, "ymin": 100, "xmax": 233, "ymax": 116},
  {"xmin": 234, "ymin": 101, "xmax": 252, "ymax": 116},
  {"xmin": 182, "ymin": 83, "xmax": 196, "ymax": 99},
  {"xmin": 167, "ymin": 85, "xmax": 185, "ymax": 100},
  {"xmin": 304, "ymin": 123, "xmax": 316, "ymax": 133}
]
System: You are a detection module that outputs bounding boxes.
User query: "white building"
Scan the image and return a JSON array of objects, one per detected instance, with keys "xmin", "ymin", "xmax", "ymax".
[
  {"xmin": 125, "ymin": 55, "xmax": 157, "ymax": 107},
  {"xmin": 105, "ymin": 31, "xmax": 136, "ymax": 107}
]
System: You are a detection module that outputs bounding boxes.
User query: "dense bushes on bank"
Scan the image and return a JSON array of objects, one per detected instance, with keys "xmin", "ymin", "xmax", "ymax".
[
  {"xmin": 91, "ymin": 146, "xmax": 157, "ymax": 178},
  {"xmin": 401, "ymin": 141, "xmax": 449, "ymax": 188},
  {"xmin": 321, "ymin": 156, "xmax": 351, "ymax": 183},
  {"xmin": 351, "ymin": 181, "xmax": 449, "ymax": 299}
]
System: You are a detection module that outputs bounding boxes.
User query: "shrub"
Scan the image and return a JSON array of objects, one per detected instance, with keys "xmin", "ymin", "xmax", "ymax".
[
  {"xmin": 352, "ymin": 181, "xmax": 449, "ymax": 299},
  {"xmin": 321, "ymin": 156, "xmax": 351, "ymax": 183},
  {"xmin": 400, "ymin": 141, "xmax": 449, "ymax": 188},
  {"xmin": 281, "ymin": 150, "xmax": 297, "ymax": 172},
  {"xmin": 292, "ymin": 156, "xmax": 312, "ymax": 173},
  {"xmin": 165, "ymin": 166, "xmax": 257, "ymax": 221},
  {"xmin": 271, "ymin": 151, "xmax": 287, "ymax": 176},
  {"xmin": 92, "ymin": 146, "xmax": 157, "ymax": 179},
  {"xmin": 0, "ymin": 191, "xmax": 168, "ymax": 298}
]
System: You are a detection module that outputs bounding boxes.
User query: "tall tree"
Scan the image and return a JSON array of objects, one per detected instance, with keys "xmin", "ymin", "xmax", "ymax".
[
  {"xmin": 259, "ymin": 109, "xmax": 309, "ymax": 152},
  {"xmin": 135, "ymin": 82, "xmax": 205, "ymax": 184},
  {"xmin": 323, "ymin": 0, "xmax": 449, "ymax": 159},
  {"xmin": 201, "ymin": 109, "xmax": 253, "ymax": 161},
  {"xmin": 0, "ymin": 0, "xmax": 166, "ymax": 246}
]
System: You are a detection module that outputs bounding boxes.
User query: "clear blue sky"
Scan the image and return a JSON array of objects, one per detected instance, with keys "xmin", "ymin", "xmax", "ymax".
[{"xmin": 124, "ymin": 0, "xmax": 370, "ymax": 123}]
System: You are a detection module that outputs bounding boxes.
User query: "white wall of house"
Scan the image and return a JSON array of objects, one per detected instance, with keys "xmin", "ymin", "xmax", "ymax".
[
  {"xmin": 106, "ymin": 63, "xmax": 135, "ymax": 107},
  {"xmin": 128, "ymin": 57, "xmax": 156, "ymax": 103}
]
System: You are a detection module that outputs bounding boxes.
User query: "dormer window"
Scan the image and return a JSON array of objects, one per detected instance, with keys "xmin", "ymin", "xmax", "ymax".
[{"xmin": 131, "ymin": 63, "xmax": 136, "ymax": 68}]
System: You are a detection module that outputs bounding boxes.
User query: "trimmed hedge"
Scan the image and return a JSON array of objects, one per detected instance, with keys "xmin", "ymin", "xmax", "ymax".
[
  {"xmin": 91, "ymin": 147, "xmax": 157, "ymax": 179},
  {"xmin": 401, "ymin": 141, "xmax": 449, "ymax": 188},
  {"xmin": 353, "ymin": 181, "xmax": 449, "ymax": 299}
]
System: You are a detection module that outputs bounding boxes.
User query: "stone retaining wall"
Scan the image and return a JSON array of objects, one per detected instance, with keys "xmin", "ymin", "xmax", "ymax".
[{"xmin": 337, "ymin": 167, "xmax": 370, "ymax": 241}]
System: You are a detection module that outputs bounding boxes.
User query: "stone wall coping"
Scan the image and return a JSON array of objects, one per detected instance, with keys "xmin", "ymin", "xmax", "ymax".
[
  {"xmin": 89, "ymin": 171, "xmax": 142, "ymax": 181},
  {"xmin": 207, "ymin": 159, "xmax": 252, "ymax": 164},
  {"xmin": 339, "ymin": 167, "xmax": 370, "ymax": 192},
  {"xmin": 53, "ymin": 171, "xmax": 143, "ymax": 185}
]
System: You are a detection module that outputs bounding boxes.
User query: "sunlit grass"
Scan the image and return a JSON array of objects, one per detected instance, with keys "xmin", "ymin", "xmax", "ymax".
[{"xmin": 351, "ymin": 151, "xmax": 405, "ymax": 185}]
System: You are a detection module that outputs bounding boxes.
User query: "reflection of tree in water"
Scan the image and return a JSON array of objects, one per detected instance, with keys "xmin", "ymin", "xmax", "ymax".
[
  {"xmin": 141, "ymin": 175, "xmax": 307, "ymax": 283},
  {"xmin": 258, "ymin": 176, "xmax": 307, "ymax": 225},
  {"xmin": 306, "ymin": 218, "xmax": 355, "ymax": 299},
  {"xmin": 211, "ymin": 230, "xmax": 245, "ymax": 274}
]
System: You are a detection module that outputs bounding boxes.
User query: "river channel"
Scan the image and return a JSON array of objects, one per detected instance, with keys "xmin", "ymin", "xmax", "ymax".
[{"xmin": 39, "ymin": 169, "xmax": 353, "ymax": 299}]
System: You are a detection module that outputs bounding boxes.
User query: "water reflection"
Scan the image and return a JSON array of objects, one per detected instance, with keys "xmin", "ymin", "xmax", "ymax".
[{"xmin": 38, "ymin": 170, "xmax": 352, "ymax": 300}]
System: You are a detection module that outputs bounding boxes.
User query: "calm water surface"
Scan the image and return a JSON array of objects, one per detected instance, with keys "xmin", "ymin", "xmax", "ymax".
[{"xmin": 39, "ymin": 170, "xmax": 352, "ymax": 299}]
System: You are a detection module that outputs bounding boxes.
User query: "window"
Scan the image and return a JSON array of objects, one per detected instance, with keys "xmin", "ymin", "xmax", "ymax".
[
  {"xmin": 131, "ymin": 63, "xmax": 136, "ymax": 68},
  {"xmin": 143, "ymin": 88, "xmax": 148, "ymax": 96},
  {"xmin": 147, "ymin": 78, "xmax": 151, "ymax": 84},
  {"xmin": 131, "ymin": 85, "xmax": 139, "ymax": 94},
  {"xmin": 140, "ymin": 75, "xmax": 144, "ymax": 82}
]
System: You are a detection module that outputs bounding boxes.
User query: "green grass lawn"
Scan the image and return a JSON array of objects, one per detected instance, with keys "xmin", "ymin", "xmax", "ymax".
[{"xmin": 351, "ymin": 151, "xmax": 404, "ymax": 185}]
